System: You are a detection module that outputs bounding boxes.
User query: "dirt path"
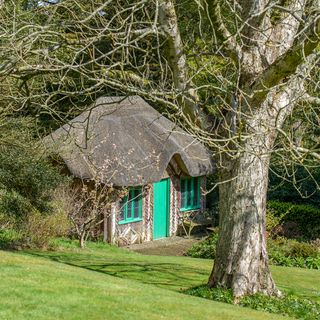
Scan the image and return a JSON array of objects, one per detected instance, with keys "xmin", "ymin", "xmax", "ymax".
[{"xmin": 127, "ymin": 235, "xmax": 205, "ymax": 256}]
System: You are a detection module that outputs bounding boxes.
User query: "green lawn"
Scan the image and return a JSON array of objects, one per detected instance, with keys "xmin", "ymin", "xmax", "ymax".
[{"xmin": 0, "ymin": 240, "xmax": 319, "ymax": 320}]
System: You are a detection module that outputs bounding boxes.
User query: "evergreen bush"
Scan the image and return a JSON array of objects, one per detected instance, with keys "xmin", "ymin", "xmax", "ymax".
[{"xmin": 267, "ymin": 201, "xmax": 320, "ymax": 239}]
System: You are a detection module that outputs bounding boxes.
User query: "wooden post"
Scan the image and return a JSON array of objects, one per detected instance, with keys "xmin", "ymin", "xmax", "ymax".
[
  {"xmin": 110, "ymin": 202, "xmax": 117, "ymax": 244},
  {"xmin": 103, "ymin": 213, "xmax": 108, "ymax": 242}
]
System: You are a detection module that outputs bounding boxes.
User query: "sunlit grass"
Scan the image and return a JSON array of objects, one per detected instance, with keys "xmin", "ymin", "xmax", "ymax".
[{"xmin": 0, "ymin": 239, "xmax": 319, "ymax": 320}]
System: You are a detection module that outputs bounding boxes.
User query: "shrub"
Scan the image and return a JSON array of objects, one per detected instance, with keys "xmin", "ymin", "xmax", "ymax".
[
  {"xmin": 186, "ymin": 232, "xmax": 218, "ymax": 259},
  {"xmin": 267, "ymin": 237, "xmax": 319, "ymax": 269},
  {"xmin": 0, "ymin": 118, "xmax": 68, "ymax": 248},
  {"xmin": 267, "ymin": 201, "xmax": 320, "ymax": 239},
  {"xmin": 185, "ymin": 286, "xmax": 233, "ymax": 304},
  {"xmin": 186, "ymin": 234, "xmax": 320, "ymax": 269},
  {"xmin": 0, "ymin": 229, "xmax": 23, "ymax": 249},
  {"xmin": 0, "ymin": 209, "xmax": 70, "ymax": 249},
  {"xmin": 266, "ymin": 207, "xmax": 283, "ymax": 233},
  {"xmin": 22, "ymin": 209, "xmax": 71, "ymax": 248},
  {"xmin": 0, "ymin": 189, "xmax": 33, "ymax": 223},
  {"xmin": 0, "ymin": 147, "xmax": 64, "ymax": 214},
  {"xmin": 290, "ymin": 242, "xmax": 319, "ymax": 258},
  {"xmin": 266, "ymin": 206, "xmax": 288, "ymax": 237},
  {"xmin": 185, "ymin": 286, "xmax": 320, "ymax": 320},
  {"xmin": 305, "ymin": 257, "xmax": 320, "ymax": 269}
]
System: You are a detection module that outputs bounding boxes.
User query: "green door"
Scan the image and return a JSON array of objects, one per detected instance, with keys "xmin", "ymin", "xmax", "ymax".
[{"xmin": 153, "ymin": 178, "xmax": 170, "ymax": 240}]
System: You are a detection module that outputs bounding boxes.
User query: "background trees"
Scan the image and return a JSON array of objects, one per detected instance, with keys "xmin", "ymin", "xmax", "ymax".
[
  {"xmin": 0, "ymin": 118, "xmax": 68, "ymax": 247},
  {"xmin": 0, "ymin": 0, "xmax": 319, "ymax": 297}
]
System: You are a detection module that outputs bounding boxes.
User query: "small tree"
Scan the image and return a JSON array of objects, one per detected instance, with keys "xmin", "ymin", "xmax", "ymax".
[{"xmin": 57, "ymin": 180, "xmax": 126, "ymax": 248}]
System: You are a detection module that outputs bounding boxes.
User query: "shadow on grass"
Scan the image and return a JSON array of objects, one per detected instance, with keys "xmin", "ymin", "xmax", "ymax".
[{"xmin": 22, "ymin": 250, "xmax": 209, "ymax": 290}]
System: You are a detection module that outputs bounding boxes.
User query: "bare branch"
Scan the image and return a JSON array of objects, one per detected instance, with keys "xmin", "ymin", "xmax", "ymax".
[{"xmin": 204, "ymin": 0, "xmax": 242, "ymax": 61}]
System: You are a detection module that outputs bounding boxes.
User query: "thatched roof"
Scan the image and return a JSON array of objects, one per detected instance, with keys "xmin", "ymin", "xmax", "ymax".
[{"xmin": 45, "ymin": 96, "xmax": 214, "ymax": 186}]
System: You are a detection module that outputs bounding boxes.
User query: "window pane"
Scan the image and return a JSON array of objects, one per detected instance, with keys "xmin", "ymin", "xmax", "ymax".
[
  {"xmin": 193, "ymin": 177, "xmax": 199, "ymax": 206},
  {"xmin": 127, "ymin": 191, "xmax": 132, "ymax": 219},
  {"xmin": 133, "ymin": 189, "xmax": 141, "ymax": 218},
  {"xmin": 180, "ymin": 177, "xmax": 201, "ymax": 210},
  {"xmin": 186, "ymin": 178, "xmax": 192, "ymax": 207},
  {"xmin": 181, "ymin": 179, "xmax": 186, "ymax": 208},
  {"xmin": 119, "ymin": 197, "xmax": 127, "ymax": 221}
]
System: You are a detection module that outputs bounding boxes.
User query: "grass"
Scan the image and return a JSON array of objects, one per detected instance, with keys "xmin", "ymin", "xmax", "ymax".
[
  {"xmin": 185, "ymin": 286, "xmax": 320, "ymax": 320},
  {"xmin": 0, "ymin": 239, "xmax": 319, "ymax": 319}
]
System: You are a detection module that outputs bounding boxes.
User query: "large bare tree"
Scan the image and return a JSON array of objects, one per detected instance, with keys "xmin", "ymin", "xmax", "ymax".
[{"xmin": 0, "ymin": 0, "xmax": 319, "ymax": 297}]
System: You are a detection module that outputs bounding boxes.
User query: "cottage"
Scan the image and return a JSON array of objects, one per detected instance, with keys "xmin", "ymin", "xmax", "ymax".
[{"xmin": 47, "ymin": 96, "xmax": 214, "ymax": 245}]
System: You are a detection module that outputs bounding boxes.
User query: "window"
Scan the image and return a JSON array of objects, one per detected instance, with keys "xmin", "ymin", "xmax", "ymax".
[
  {"xmin": 119, "ymin": 188, "xmax": 143, "ymax": 224},
  {"xmin": 180, "ymin": 177, "xmax": 200, "ymax": 211}
]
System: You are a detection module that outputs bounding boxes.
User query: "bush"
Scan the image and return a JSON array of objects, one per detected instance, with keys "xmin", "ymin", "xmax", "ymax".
[
  {"xmin": 267, "ymin": 201, "xmax": 320, "ymax": 239},
  {"xmin": 22, "ymin": 209, "xmax": 71, "ymax": 248},
  {"xmin": 0, "ymin": 209, "xmax": 70, "ymax": 249},
  {"xmin": 0, "ymin": 118, "xmax": 68, "ymax": 248},
  {"xmin": 0, "ymin": 118, "xmax": 65, "ymax": 211},
  {"xmin": 0, "ymin": 189, "xmax": 33, "ymax": 223},
  {"xmin": 0, "ymin": 147, "xmax": 64, "ymax": 214},
  {"xmin": 185, "ymin": 286, "xmax": 320, "ymax": 320},
  {"xmin": 0, "ymin": 229, "xmax": 23, "ymax": 249},
  {"xmin": 266, "ymin": 206, "xmax": 286, "ymax": 235},
  {"xmin": 290, "ymin": 242, "xmax": 319, "ymax": 258},
  {"xmin": 0, "ymin": 118, "xmax": 66, "ymax": 243},
  {"xmin": 186, "ymin": 234, "xmax": 320, "ymax": 269},
  {"xmin": 186, "ymin": 232, "xmax": 218, "ymax": 259},
  {"xmin": 267, "ymin": 237, "xmax": 320, "ymax": 269},
  {"xmin": 185, "ymin": 286, "xmax": 233, "ymax": 304}
]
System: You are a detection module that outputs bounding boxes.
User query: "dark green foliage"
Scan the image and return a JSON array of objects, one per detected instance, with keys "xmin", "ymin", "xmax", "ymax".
[
  {"xmin": 0, "ymin": 190, "xmax": 33, "ymax": 222},
  {"xmin": 185, "ymin": 233, "xmax": 216, "ymax": 260},
  {"xmin": 186, "ymin": 234, "xmax": 320, "ymax": 269},
  {"xmin": 185, "ymin": 286, "xmax": 320, "ymax": 320},
  {"xmin": 0, "ymin": 118, "xmax": 66, "ymax": 239},
  {"xmin": 0, "ymin": 147, "xmax": 63, "ymax": 215},
  {"xmin": 268, "ymin": 167, "xmax": 320, "ymax": 207},
  {"xmin": 267, "ymin": 237, "xmax": 320, "ymax": 269},
  {"xmin": 268, "ymin": 201, "xmax": 320, "ymax": 239},
  {"xmin": 186, "ymin": 232, "xmax": 218, "ymax": 259},
  {"xmin": 185, "ymin": 286, "xmax": 234, "ymax": 303},
  {"xmin": 0, "ymin": 120, "xmax": 69, "ymax": 248}
]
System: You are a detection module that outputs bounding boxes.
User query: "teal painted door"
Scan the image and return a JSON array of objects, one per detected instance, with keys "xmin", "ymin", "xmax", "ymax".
[{"xmin": 153, "ymin": 178, "xmax": 170, "ymax": 239}]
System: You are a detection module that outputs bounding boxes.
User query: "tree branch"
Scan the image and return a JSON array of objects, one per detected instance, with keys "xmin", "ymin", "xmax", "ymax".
[
  {"xmin": 249, "ymin": 17, "xmax": 320, "ymax": 105},
  {"xmin": 295, "ymin": 146, "xmax": 320, "ymax": 160},
  {"xmin": 204, "ymin": 0, "xmax": 242, "ymax": 62},
  {"xmin": 301, "ymin": 94, "xmax": 320, "ymax": 105},
  {"xmin": 158, "ymin": 0, "xmax": 210, "ymax": 128}
]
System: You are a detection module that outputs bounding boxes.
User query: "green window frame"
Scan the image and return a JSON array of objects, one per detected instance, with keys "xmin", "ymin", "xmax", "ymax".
[
  {"xmin": 180, "ymin": 177, "xmax": 200, "ymax": 211},
  {"xmin": 119, "ymin": 187, "xmax": 143, "ymax": 224}
]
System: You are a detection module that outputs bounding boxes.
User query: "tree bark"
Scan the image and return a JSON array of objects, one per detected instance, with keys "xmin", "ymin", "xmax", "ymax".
[
  {"xmin": 157, "ymin": 0, "xmax": 317, "ymax": 298},
  {"xmin": 208, "ymin": 83, "xmax": 299, "ymax": 297},
  {"xmin": 158, "ymin": 0, "xmax": 210, "ymax": 128},
  {"xmin": 80, "ymin": 231, "xmax": 86, "ymax": 249},
  {"xmin": 208, "ymin": 147, "xmax": 278, "ymax": 298}
]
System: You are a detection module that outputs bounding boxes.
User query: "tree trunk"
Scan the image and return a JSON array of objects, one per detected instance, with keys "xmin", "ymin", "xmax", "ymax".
[
  {"xmin": 79, "ymin": 232, "xmax": 86, "ymax": 248},
  {"xmin": 208, "ymin": 84, "xmax": 298, "ymax": 297},
  {"xmin": 208, "ymin": 148, "xmax": 279, "ymax": 298}
]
